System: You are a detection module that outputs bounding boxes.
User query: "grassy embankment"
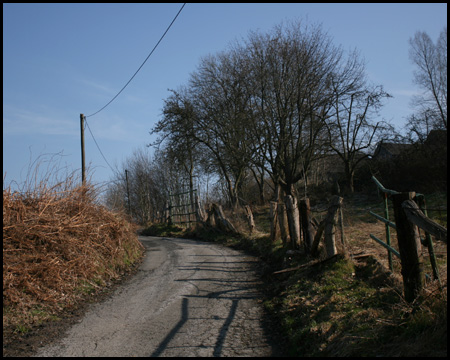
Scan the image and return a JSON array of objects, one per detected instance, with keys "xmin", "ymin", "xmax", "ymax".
[
  {"xmin": 3, "ymin": 176, "xmax": 144, "ymax": 337},
  {"xmin": 143, "ymin": 194, "xmax": 447, "ymax": 356}
]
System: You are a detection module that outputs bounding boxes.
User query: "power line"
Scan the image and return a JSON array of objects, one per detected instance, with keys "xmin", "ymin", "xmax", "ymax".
[
  {"xmin": 86, "ymin": 3, "xmax": 186, "ymax": 118},
  {"xmin": 84, "ymin": 116, "xmax": 115, "ymax": 173},
  {"xmin": 81, "ymin": 4, "xmax": 186, "ymax": 180}
]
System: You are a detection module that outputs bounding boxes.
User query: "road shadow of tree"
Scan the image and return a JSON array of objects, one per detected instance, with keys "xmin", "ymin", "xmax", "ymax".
[{"xmin": 149, "ymin": 251, "xmax": 280, "ymax": 357}]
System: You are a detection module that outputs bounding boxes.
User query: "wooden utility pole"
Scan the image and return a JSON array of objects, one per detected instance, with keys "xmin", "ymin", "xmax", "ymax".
[
  {"xmin": 125, "ymin": 169, "xmax": 131, "ymax": 214},
  {"xmin": 80, "ymin": 114, "xmax": 86, "ymax": 186}
]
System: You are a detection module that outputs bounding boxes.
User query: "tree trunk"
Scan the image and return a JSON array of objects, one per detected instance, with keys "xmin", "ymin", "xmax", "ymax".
[
  {"xmin": 285, "ymin": 195, "xmax": 301, "ymax": 249},
  {"xmin": 250, "ymin": 166, "xmax": 266, "ymax": 205},
  {"xmin": 258, "ymin": 170, "xmax": 265, "ymax": 205},
  {"xmin": 344, "ymin": 161, "xmax": 355, "ymax": 193},
  {"xmin": 270, "ymin": 183, "xmax": 282, "ymax": 242},
  {"xmin": 348, "ymin": 171, "xmax": 355, "ymax": 194}
]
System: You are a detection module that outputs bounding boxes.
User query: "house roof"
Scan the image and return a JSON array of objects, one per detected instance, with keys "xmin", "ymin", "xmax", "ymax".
[
  {"xmin": 373, "ymin": 142, "xmax": 412, "ymax": 159},
  {"xmin": 373, "ymin": 130, "xmax": 447, "ymax": 159},
  {"xmin": 424, "ymin": 129, "xmax": 447, "ymax": 146}
]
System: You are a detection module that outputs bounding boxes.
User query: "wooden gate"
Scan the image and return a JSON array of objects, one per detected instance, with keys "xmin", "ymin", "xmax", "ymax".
[{"xmin": 168, "ymin": 188, "xmax": 198, "ymax": 227}]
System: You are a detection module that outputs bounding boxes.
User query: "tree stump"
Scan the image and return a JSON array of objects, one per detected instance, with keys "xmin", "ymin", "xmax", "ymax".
[
  {"xmin": 211, "ymin": 203, "xmax": 237, "ymax": 234},
  {"xmin": 244, "ymin": 205, "xmax": 255, "ymax": 234}
]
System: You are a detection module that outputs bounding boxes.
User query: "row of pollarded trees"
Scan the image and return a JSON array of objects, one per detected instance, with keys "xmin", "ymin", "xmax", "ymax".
[{"xmin": 150, "ymin": 20, "xmax": 393, "ymax": 243}]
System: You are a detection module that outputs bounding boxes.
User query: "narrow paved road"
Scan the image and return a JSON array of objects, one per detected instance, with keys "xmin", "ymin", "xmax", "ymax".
[{"xmin": 34, "ymin": 236, "xmax": 279, "ymax": 357}]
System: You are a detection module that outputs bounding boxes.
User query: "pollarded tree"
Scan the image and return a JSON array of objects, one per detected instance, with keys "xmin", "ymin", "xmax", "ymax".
[
  {"xmin": 243, "ymin": 21, "xmax": 344, "ymax": 198},
  {"xmin": 240, "ymin": 21, "xmax": 345, "ymax": 247}
]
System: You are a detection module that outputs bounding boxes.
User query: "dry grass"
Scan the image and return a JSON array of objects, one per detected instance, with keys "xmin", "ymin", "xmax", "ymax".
[
  {"xmin": 202, "ymin": 194, "xmax": 447, "ymax": 356},
  {"xmin": 3, "ymin": 165, "xmax": 144, "ymax": 332},
  {"xmin": 267, "ymin": 194, "xmax": 447, "ymax": 356}
]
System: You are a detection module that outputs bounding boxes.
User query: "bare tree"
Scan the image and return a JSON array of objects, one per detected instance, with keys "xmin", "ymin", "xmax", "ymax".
[
  {"xmin": 104, "ymin": 147, "xmax": 169, "ymax": 224},
  {"xmin": 151, "ymin": 87, "xmax": 204, "ymax": 209},
  {"xmin": 407, "ymin": 27, "xmax": 447, "ymax": 137},
  {"xmin": 241, "ymin": 21, "xmax": 346, "ymax": 247},
  {"xmin": 325, "ymin": 51, "xmax": 392, "ymax": 193},
  {"xmin": 151, "ymin": 19, "xmax": 395, "ymax": 248},
  {"xmin": 404, "ymin": 110, "xmax": 438, "ymax": 144},
  {"xmin": 188, "ymin": 49, "xmax": 255, "ymax": 208}
]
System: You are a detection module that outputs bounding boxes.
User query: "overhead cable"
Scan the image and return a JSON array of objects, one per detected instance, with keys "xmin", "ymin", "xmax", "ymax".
[
  {"xmin": 84, "ymin": 117, "xmax": 115, "ymax": 173},
  {"xmin": 86, "ymin": 3, "xmax": 186, "ymax": 118}
]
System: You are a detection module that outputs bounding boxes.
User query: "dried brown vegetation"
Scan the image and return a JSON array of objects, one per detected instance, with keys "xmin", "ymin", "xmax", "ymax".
[{"xmin": 3, "ymin": 176, "xmax": 144, "ymax": 332}]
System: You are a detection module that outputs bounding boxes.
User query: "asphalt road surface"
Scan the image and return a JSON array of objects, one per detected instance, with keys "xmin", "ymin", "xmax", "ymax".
[{"xmin": 34, "ymin": 236, "xmax": 279, "ymax": 357}]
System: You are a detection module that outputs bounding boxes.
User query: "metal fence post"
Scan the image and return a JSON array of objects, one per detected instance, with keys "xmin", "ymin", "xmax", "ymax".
[{"xmin": 384, "ymin": 192, "xmax": 393, "ymax": 272}]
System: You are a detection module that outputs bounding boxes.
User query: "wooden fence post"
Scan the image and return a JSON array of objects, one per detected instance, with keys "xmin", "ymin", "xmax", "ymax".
[
  {"xmin": 403, "ymin": 198, "xmax": 445, "ymax": 286},
  {"xmin": 194, "ymin": 193, "xmax": 206, "ymax": 223},
  {"xmin": 165, "ymin": 201, "xmax": 170, "ymax": 224},
  {"xmin": 80, "ymin": 114, "xmax": 86, "ymax": 186},
  {"xmin": 310, "ymin": 195, "xmax": 342, "ymax": 258},
  {"xmin": 278, "ymin": 203, "xmax": 289, "ymax": 245},
  {"xmin": 269, "ymin": 201, "xmax": 279, "ymax": 241},
  {"xmin": 324, "ymin": 196, "xmax": 343, "ymax": 258},
  {"xmin": 206, "ymin": 204, "xmax": 216, "ymax": 227},
  {"xmin": 168, "ymin": 194, "xmax": 173, "ymax": 225},
  {"xmin": 299, "ymin": 198, "xmax": 316, "ymax": 253},
  {"xmin": 244, "ymin": 205, "xmax": 255, "ymax": 235},
  {"xmin": 392, "ymin": 192, "xmax": 424, "ymax": 302},
  {"xmin": 311, "ymin": 220, "xmax": 325, "ymax": 257}
]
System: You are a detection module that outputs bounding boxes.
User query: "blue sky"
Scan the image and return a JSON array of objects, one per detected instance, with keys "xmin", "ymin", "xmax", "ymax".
[{"xmin": 3, "ymin": 3, "xmax": 447, "ymax": 192}]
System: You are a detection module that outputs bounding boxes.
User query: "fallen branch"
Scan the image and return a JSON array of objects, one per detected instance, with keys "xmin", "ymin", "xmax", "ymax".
[{"xmin": 273, "ymin": 254, "xmax": 344, "ymax": 275}]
